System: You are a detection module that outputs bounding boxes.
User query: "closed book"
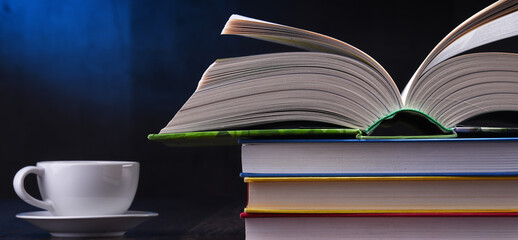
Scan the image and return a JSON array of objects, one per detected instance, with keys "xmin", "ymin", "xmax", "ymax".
[
  {"xmin": 241, "ymin": 212, "xmax": 518, "ymax": 240},
  {"xmin": 241, "ymin": 138, "xmax": 518, "ymax": 176},
  {"xmin": 245, "ymin": 176, "xmax": 518, "ymax": 214}
]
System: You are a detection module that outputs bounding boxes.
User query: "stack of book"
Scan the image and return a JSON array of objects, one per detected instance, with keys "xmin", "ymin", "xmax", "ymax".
[
  {"xmin": 240, "ymin": 138, "xmax": 518, "ymax": 239},
  {"xmin": 149, "ymin": 1, "xmax": 518, "ymax": 239}
]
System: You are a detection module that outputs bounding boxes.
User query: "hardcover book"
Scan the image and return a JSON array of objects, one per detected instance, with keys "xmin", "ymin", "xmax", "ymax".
[
  {"xmin": 244, "ymin": 176, "xmax": 518, "ymax": 214},
  {"xmin": 150, "ymin": 0, "xmax": 518, "ymax": 145},
  {"xmin": 241, "ymin": 212, "xmax": 518, "ymax": 240},
  {"xmin": 240, "ymin": 138, "xmax": 518, "ymax": 176}
]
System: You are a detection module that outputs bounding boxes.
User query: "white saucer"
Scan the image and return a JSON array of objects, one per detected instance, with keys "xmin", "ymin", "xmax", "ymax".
[{"xmin": 16, "ymin": 210, "xmax": 158, "ymax": 237}]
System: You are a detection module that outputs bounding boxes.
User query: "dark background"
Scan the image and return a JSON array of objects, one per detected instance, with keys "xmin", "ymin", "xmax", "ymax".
[{"xmin": 1, "ymin": 0, "xmax": 514, "ymax": 202}]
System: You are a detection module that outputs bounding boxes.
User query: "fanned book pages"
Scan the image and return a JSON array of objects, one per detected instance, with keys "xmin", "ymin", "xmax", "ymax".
[{"xmin": 150, "ymin": 0, "xmax": 518, "ymax": 145}]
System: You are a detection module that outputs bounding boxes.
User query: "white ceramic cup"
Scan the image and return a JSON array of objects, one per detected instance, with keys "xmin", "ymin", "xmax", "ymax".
[{"xmin": 13, "ymin": 161, "xmax": 139, "ymax": 216}]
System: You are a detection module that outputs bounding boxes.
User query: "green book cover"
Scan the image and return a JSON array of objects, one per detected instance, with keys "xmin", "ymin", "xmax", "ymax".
[{"xmin": 148, "ymin": 128, "xmax": 362, "ymax": 147}]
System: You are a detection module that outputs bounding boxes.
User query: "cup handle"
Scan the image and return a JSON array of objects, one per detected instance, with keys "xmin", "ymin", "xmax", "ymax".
[{"xmin": 13, "ymin": 166, "xmax": 53, "ymax": 211}]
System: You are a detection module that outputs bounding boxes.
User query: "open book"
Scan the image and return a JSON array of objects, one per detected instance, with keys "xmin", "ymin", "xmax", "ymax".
[{"xmin": 152, "ymin": 0, "xmax": 518, "ymax": 143}]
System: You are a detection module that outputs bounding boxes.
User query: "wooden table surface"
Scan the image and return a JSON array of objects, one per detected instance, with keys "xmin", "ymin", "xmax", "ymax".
[{"xmin": 0, "ymin": 197, "xmax": 246, "ymax": 239}]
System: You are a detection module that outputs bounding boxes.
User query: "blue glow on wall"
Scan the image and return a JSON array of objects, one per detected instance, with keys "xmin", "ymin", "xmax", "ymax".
[
  {"xmin": 0, "ymin": 0, "xmax": 239, "ymax": 161},
  {"xmin": 0, "ymin": 0, "xmax": 131, "ymax": 108}
]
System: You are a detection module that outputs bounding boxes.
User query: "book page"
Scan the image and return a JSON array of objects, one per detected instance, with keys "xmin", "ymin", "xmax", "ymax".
[
  {"xmin": 405, "ymin": 53, "xmax": 518, "ymax": 129},
  {"xmin": 222, "ymin": 15, "xmax": 381, "ymax": 69},
  {"xmin": 221, "ymin": 14, "xmax": 402, "ymax": 105},
  {"xmin": 402, "ymin": 0, "xmax": 518, "ymax": 102},
  {"xmin": 162, "ymin": 52, "xmax": 403, "ymax": 133},
  {"xmin": 427, "ymin": 10, "xmax": 518, "ymax": 75}
]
